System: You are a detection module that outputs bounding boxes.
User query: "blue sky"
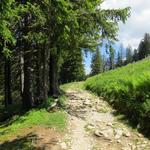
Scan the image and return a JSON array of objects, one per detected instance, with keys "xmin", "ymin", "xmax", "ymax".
[
  {"xmin": 84, "ymin": 0, "xmax": 150, "ymax": 74},
  {"xmin": 83, "ymin": 43, "xmax": 124, "ymax": 74}
]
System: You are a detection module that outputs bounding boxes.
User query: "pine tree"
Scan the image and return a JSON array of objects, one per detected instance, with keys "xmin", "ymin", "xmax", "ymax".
[
  {"xmin": 116, "ymin": 44, "xmax": 124, "ymax": 67},
  {"xmin": 116, "ymin": 51, "xmax": 122, "ymax": 67},
  {"xmin": 102, "ymin": 55, "xmax": 107, "ymax": 72},
  {"xmin": 0, "ymin": 0, "xmax": 16, "ymax": 107},
  {"xmin": 133, "ymin": 49, "xmax": 139, "ymax": 62},
  {"xmin": 60, "ymin": 49, "xmax": 85, "ymax": 83},
  {"xmin": 109, "ymin": 45, "xmax": 115, "ymax": 70},
  {"xmin": 126, "ymin": 45, "xmax": 133, "ymax": 64},
  {"xmin": 91, "ymin": 47, "xmax": 102, "ymax": 76},
  {"xmin": 47, "ymin": 0, "xmax": 130, "ymax": 96},
  {"xmin": 138, "ymin": 33, "xmax": 150, "ymax": 60},
  {"xmin": 0, "ymin": 0, "xmax": 130, "ymax": 110}
]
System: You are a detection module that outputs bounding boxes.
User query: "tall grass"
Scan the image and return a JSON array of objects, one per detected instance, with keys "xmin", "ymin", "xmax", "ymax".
[{"xmin": 85, "ymin": 58, "xmax": 150, "ymax": 135}]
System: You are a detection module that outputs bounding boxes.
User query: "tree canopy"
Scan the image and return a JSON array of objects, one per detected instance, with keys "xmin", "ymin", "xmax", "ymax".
[{"xmin": 0, "ymin": 0, "xmax": 130, "ymax": 110}]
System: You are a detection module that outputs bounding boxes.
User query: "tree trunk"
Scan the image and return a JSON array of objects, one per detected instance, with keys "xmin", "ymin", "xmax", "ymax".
[
  {"xmin": 20, "ymin": 51, "xmax": 24, "ymax": 96},
  {"xmin": 22, "ymin": 49, "xmax": 32, "ymax": 109},
  {"xmin": 35, "ymin": 48, "xmax": 42, "ymax": 105},
  {"xmin": 42, "ymin": 46, "xmax": 49, "ymax": 101},
  {"xmin": 48, "ymin": 53, "xmax": 60, "ymax": 97},
  {"xmin": 21, "ymin": 9, "xmax": 33, "ymax": 109},
  {"xmin": 4, "ymin": 57, "xmax": 12, "ymax": 107},
  {"xmin": 35, "ymin": 46, "xmax": 49, "ymax": 105}
]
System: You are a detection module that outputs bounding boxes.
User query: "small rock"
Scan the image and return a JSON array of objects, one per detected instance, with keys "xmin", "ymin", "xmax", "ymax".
[
  {"xmin": 94, "ymin": 129, "xmax": 113, "ymax": 140},
  {"xmin": 92, "ymin": 108, "xmax": 97, "ymax": 111},
  {"xmin": 114, "ymin": 128, "xmax": 123, "ymax": 139},
  {"xmin": 47, "ymin": 102, "xmax": 57, "ymax": 111},
  {"xmin": 136, "ymin": 133, "xmax": 142, "ymax": 138},
  {"xmin": 128, "ymin": 143, "xmax": 132, "ymax": 146},
  {"xmin": 117, "ymin": 140, "xmax": 121, "ymax": 143},
  {"xmin": 51, "ymin": 102, "xmax": 57, "ymax": 108},
  {"xmin": 107, "ymin": 122, "xmax": 113, "ymax": 127},
  {"xmin": 121, "ymin": 147, "xmax": 130, "ymax": 150},
  {"xmin": 131, "ymin": 145, "xmax": 136, "ymax": 150},
  {"xmin": 123, "ymin": 131, "xmax": 131, "ymax": 137},
  {"xmin": 83, "ymin": 99, "xmax": 91, "ymax": 106},
  {"xmin": 94, "ymin": 130, "xmax": 104, "ymax": 137},
  {"xmin": 86, "ymin": 124, "xmax": 95, "ymax": 130},
  {"xmin": 143, "ymin": 141, "xmax": 148, "ymax": 144},
  {"xmin": 60, "ymin": 142, "xmax": 67, "ymax": 149},
  {"xmin": 140, "ymin": 144, "xmax": 146, "ymax": 147},
  {"xmin": 54, "ymin": 98, "xmax": 59, "ymax": 102}
]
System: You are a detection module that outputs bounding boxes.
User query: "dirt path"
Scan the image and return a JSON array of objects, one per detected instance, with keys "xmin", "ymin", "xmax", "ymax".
[
  {"xmin": 5, "ymin": 88, "xmax": 149, "ymax": 150},
  {"xmin": 61, "ymin": 89, "xmax": 150, "ymax": 150}
]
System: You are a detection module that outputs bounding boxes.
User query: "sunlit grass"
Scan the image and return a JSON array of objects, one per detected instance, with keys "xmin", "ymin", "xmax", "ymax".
[
  {"xmin": 0, "ymin": 109, "xmax": 66, "ymax": 142},
  {"xmin": 60, "ymin": 81, "xmax": 85, "ymax": 91},
  {"xmin": 85, "ymin": 58, "xmax": 150, "ymax": 135}
]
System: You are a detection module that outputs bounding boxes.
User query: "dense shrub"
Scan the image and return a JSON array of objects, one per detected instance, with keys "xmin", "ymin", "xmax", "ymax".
[{"xmin": 85, "ymin": 58, "xmax": 150, "ymax": 135}]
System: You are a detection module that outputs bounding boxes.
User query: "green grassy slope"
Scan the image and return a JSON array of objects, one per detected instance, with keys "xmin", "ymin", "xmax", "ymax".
[
  {"xmin": 0, "ymin": 109, "xmax": 66, "ymax": 142},
  {"xmin": 0, "ymin": 96, "xmax": 67, "ymax": 149},
  {"xmin": 85, "ymin": 57, "xmax": 150, "ymax": 135}
]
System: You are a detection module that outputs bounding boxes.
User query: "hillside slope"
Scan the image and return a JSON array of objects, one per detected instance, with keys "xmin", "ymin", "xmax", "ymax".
[{"xmin": 85, "ymin": 58, "xmax": 150, "ymax": 136}]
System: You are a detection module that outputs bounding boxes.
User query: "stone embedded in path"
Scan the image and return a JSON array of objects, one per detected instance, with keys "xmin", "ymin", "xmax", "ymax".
[
  {"xmin": 121, "ymin": 147, "xmax": 131, "ymax": 150},
  {"xmin": 123, "ymin": 131, "xmax": 131, "ymax": 137},
  {"xmin": 94, "ymin": 130, "xmax": 104, "ymax": 137},
  {"xmin": 94, "ymin": 128, "xmax": 113, "ymax": 140},
  {"xmin": 86, "ymin": 124, "xmax": 95, "ymax": 130},
  {"xmin": 114, "ymin": 128, "xmax": 123, "ymax": 139},
  {"xmin": 107, "ymin": 122, "xmax": 113, "ymax": 127},
  {"xmin": 117, "ymin": 140, "xmax": 121, "ymax": 143},
  {"xmin": 83, "ymin": 99, "xmax": 92, "ymax": 107},
  {"xmin": 86, "ymin": 111, "xmax": 114, "ymax": 123},
  {"xmin": 60, "ymin": 142, "xmax": 67, "ymax": 149}
]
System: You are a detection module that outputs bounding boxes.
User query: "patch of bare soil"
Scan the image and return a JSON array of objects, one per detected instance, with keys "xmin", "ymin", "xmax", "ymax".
[
  {"xmin": 32, "ymin": 126, "xmax": 63, "ymax": 150},
  {"xmin": 1, "ymin": 126, "xmax": 64, "ymax": 150}
]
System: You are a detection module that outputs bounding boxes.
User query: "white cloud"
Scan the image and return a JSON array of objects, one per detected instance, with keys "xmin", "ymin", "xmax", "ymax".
[{"xmin": 102, "ymin": 0, "xmax": 150, "ymax": 49}]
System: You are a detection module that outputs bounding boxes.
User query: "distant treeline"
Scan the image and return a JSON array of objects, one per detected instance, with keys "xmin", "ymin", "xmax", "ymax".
[{"xmin": 90, "ymin": 33, "xmax": 150, "ymax": 76}]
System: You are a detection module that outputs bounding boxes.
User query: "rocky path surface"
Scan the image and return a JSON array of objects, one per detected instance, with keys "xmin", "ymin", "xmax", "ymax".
[{"xmin": 61, "ymin": 89, "xmax": 150, "ymax": 150}]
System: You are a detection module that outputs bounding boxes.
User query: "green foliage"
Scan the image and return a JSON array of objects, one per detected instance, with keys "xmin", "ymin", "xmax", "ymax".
[
  {"xmin": 108, "ymin": 45, "xmax": 115, "ymax": 69},
  {"xmin": 0, "ymin": 0, "xmax": 131, "ymax": 133},
  {"xmin": 60, "ymin": 81, "xmax": 85, "ymax": 92},
  {"xmin": 116, "ymin": 51, "xmax": 122, "ymax": 67},
  {"xmin": 60, "ymin": 49, "xmax": 86, "ymax": 83},
  {"xmin": 0, "ymin": 0, "xmax": 16, "ymax": 57},
  {"xmin": 132, "ymin": 49, "xmax": 139, "ymax": 62},
  {"xmin": 116, "ymin": 44, "xmax": 123, "ymax": 67},
  {"xmin": 138, "ymin": 33, "xmax": 150, "ymax": 60},
  {"xmin": 91, "ymin": 47, "xmax": 102, "ymax": 76},
  {"xmin": 126, "ymin": 45, "xmax": 133, "ymax": 64},
  {"xmin": 85, "ymin": 57, "xmax": 150, "ymax": 135}
]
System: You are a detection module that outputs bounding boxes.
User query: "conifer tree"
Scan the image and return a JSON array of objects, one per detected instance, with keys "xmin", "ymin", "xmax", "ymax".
[
  {"xmin": 116, "ymin": 51, "xmax": 122, "ymax": 67},
  {"xmin": 91, "ymin": 47, "xmax": 102, "ymax": 76},
  {"xmin": 0, "ymin": 0, "xmax": 130, "ymax": 110},
  {"xmin": 126, "ymin": 45, "xmax": 133, "ymax": 64},
  {"xmin": 138, "ymin": 33, "xmax": 150, "ymax": 60},
  {"xmin": 109, "ymin": 45, "xmax": 115, "ymax": 70},
  {"xmin": 0, "ymin": 0, "xmax": 16, "ymax": 107},
  {"xmin": 60, "ymin": 49, "xmax": 85, "ymax": 83},
  {"xmin": 133, "ymin": 49, "xmax": 139, "ymax": 62}
]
